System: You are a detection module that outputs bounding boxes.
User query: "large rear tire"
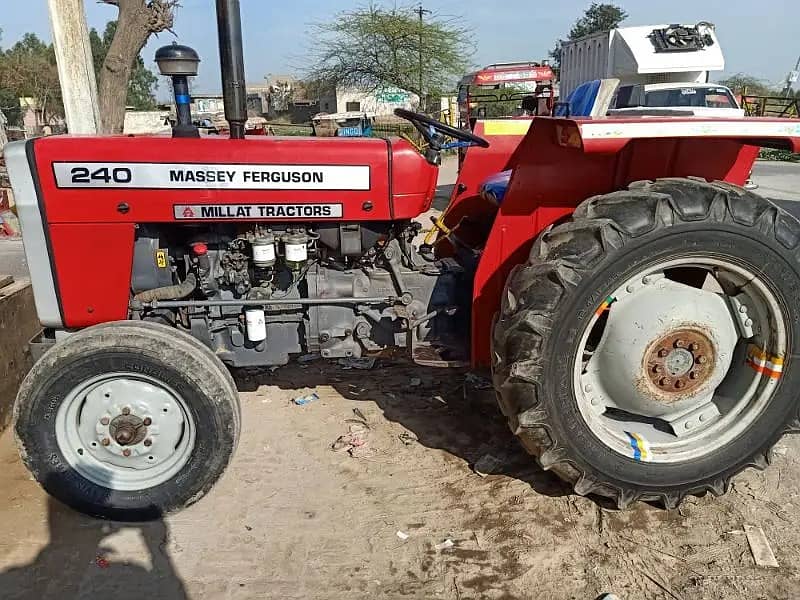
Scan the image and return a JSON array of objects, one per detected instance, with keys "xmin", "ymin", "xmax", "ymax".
[
  {"xmin": 15, "ymin": 321, "xmax": 240, "ymax": 520},
  {"xmin": 492, "ymin": 178, "xmax": 800, "ymax": 508}
]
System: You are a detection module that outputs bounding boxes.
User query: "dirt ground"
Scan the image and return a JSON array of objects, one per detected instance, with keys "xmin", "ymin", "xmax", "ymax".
[
  {"xmin": 2, "ymin": 158, "xmax": 800, "ymax": 599},
  {"xmin": 3, "ymin": 360, "xmax": 800, "ymax": 600}
]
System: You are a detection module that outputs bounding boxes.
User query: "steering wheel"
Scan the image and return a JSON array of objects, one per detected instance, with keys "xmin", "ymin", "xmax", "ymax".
[{"xmin": 394, "ymin": 108, "xmax": 490, "ymax": 149}]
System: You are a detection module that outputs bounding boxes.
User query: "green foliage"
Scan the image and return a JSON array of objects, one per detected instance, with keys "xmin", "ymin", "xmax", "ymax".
[
  {"xmin": 717, "ymin": 73, "xmax": 778, "ymax": 96},
  {"xmin": 0, "ymin": 88, "xmax": 21, "ymax": 126},
  {"xmin": 759, "ymin": 148, "xmax": 800, "ymax": 162},
  {"xmin": 305, "ymin": 4, "xmax": 474, "ymax": 104},
  {"xmin": 0, "ymin": 32, "xmax": 63, "ymax": 123},
  {"xmin": 90, "ymin": 21, "xmax": 158, "ymax": 111},
  {"xmin": 549, "ymin": 3, "xmax": 628, "ymax": 70},
  {"xmin": 568, "ymin": 3, "xmax": 628, "ymax": 40}
]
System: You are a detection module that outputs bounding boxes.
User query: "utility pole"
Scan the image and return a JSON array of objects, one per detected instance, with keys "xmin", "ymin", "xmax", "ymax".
[
  {"xmin": 783, "ymin": 54, "xmax": 800, "ymax": 98},
  {"xmin": 47, "ymin": 0, "xmax": 102, "ymax": 134},
  {"xmin": 416, "ymin": 4, "xmax": 431, "ymax": 111}
]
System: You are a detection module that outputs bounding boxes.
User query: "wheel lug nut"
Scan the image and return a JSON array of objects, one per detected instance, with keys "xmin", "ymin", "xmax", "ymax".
[
  {"xmin": 658, "ymin": 349, "xmax": 669, "ymax": 358},
  {"xmin": 653, "ymin": 365, "xmax": 663, "ymax": 374},
  {"xmin": 675, "ymin": 380, "xmax": 686, "ymax": 389},
  {"xmin": 674, "ymin": 339, "xmax": 685, "ymax": 348},
  {"xmin": 144, "ymin": 439, "xmax": 152, "ymax": 447},
  {"xmin": 689, "ymin": 371, "xmax": 698, "ymax": 380},
  {"xmin": 689, "ymin": 343, "xmax": 699, "ymax": 351},
  {"xmin": 143, "ymin": 417, "xmax": 152, "ymax": 426},
  {"xmin": 697, "ymin": 356, "xmax": 708, "ymax": 365},
  {"xmin": 659, "ymin": 377, "xmax": 672, "ymax": 387},
  {"xmin": 100, "ymin": 417, "xmax": 110, "ymax": 426},
  {"xmin": 123, "ymin": 449, "xmax": 131, "ymax": 457},
  {"xmin": 122, "ymin": 407, "xmax": 131, "ymax": 416},
  {"xmin": 101, "ymin": 438, "xmax": 111, "ymax": 447}
]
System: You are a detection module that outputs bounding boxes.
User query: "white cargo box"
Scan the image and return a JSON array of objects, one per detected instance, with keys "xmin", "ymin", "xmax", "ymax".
[{"xmin": 560, "ymin": 23, "xmax": 725, "ymax": 99}]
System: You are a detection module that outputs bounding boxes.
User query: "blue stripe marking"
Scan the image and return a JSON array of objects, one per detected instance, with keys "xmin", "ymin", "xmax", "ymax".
[
  {"xmin": 176, "ymin": 94, "xmax": 191, "ymax": 104},
  {"xmin": 626, "ymin": 433, "xmax": 641, "ymax": 461}
]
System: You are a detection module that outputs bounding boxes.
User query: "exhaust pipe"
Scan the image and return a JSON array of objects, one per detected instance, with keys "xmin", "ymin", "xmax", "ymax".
[{"xmin": 215, "ymin": 0, "xmax": 248, "ymax": 140}]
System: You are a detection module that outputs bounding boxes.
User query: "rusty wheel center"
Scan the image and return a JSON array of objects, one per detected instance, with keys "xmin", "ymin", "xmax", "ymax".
[
  {"xmin": 109, "ymin": 414, "xmax": 147, "ymax": 446},
  {"xmin": 646, "ymin": 329, "xmax": 715, "ymax": 395}
]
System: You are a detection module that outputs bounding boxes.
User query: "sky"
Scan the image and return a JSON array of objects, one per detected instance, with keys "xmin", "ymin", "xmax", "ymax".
[{"xmin": 1, "ymin": 0, "xmax": 798, "ymax": 98}]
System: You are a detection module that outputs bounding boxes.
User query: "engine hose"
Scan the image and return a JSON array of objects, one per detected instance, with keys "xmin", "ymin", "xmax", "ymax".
[{"xmin": 133, "ymin": 273, "xmax": 197, "ymax": 303}]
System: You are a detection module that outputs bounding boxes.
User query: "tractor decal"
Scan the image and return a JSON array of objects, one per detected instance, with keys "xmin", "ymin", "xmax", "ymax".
[
  {"xmin": 173, "ymin": 203, "xmax": 344, "ymax": 220},
  {"xmin": 52, "ymin": 162, "xmax": 371, "ymax": 191},
  {"xmin": 625, "ymin": 432, "xmax": 651, "ymax": 462},
  {"xmin": 746, "ymin": 346, "xmax": 784, "ymax": 380}
]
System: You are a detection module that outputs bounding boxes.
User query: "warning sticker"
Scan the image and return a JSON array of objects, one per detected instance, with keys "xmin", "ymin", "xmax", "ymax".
[
  {"xmin": 174, "ymin": 204, "xmax": 343, "ymax": 220},
  {"xmin": 156, "ymin": 250, "xmax": 168, "ymax": 268}
]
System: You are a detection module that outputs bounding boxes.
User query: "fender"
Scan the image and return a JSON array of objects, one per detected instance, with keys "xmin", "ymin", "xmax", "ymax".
[{"xmin": 471, "ymin": 116, "xmax": 800, "ymax": 367}]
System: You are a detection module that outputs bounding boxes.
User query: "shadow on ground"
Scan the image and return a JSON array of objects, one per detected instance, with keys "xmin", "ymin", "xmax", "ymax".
[
  {"xmin": 432, "ymin": 184, "xmax": 455, "ymax": 211},
  {"xmin": 0, "ymin": 494, "xmax": 186, "ymax": 600},
  {"xmin": 234, "ymin": 359, "xmax": 572, "ymax": 501}
]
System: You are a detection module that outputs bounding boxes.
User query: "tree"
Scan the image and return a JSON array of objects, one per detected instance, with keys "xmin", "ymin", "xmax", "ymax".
[
  {"xmin": 96, "ymin": 1, "xmax": 178, "ymax": 133},
  {"xmin": 0, "ymin": 33, "xmax": 64, "ymax": 126},
  {"xmin": 717, "ymin": 73, "xmax": 777, "ymax": 96},
  {"xmin": 549, "ymin": 3, "xmax": 628, "ymax": 71},
  {"xmin": 305, "ymin": 4, "xmax": 474, "ymax": 109},
  {"xmin": 90, "ymin": 21, "xmax": 159, "ymax": 111},
  {"xmin": 0, "ymin": 89, "xmax": 21, "ymax": 126}
]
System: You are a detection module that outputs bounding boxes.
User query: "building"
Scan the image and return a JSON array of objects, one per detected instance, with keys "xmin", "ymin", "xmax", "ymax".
[
  {"xmin": 191, "ymin": 95, "xmax": 225, "ymax": 116},
  {"xmin": 317, "ymin": 85, "xmax": 419, "ymax": 117}
]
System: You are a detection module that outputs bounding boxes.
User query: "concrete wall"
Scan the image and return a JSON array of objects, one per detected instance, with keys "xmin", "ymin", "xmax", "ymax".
[{"xmin": 0, "ymin": 279, "xmax": 40, "ymax": 432}]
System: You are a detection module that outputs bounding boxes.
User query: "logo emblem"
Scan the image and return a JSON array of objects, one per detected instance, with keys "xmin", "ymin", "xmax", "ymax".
[{"xmin": 182, "ymin": 206, "xmax": 196, "ymax": 218}]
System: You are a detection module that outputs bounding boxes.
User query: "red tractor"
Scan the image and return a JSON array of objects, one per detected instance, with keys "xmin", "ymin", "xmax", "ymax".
[{"xmin": 8, "ymin": 0, "xmax": 800, "ymax": 520}]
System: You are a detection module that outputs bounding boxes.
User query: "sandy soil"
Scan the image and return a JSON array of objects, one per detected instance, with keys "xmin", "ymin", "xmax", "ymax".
[{"xmin": 1, "ymin": 359, "xmax": 800, "ymax": 600}]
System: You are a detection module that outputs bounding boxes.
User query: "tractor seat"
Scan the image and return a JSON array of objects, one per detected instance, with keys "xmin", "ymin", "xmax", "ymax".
[{"xmin": 479, "ymin": 170, "xmax": 512, "ymax": 205}]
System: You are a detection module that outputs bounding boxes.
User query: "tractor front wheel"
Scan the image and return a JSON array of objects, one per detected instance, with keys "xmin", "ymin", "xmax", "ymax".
[
  {"xmin": 492, "ymin": 178, "xmax": 800, "ymax": 508},
  {"xmin": 15, "ymin": 321, "xmax": 240, "ymax": 520}
]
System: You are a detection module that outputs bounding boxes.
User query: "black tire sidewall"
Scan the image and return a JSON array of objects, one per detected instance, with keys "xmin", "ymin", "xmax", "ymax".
[
  {"xmin": 541, "ymin": 223, "xmax": 800, "ymax": 491},
  {"xmin": 18, "ymin": 349, "xmax": 236, "ymax": 521}
]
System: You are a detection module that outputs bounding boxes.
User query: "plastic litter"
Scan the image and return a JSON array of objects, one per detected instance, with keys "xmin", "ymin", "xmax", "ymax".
[
  {"xmin": 434, "ymin": 539, "xmax": 454, "ymax": 551},
  {"xmin": 399, "ymin": 431, "xmax": 418, "ymax": 446},
  {"xmin": 95, "ymin": 555, "xmax": 110, "ymax": 569},
  {"xmin": 332, "ymin": 423, "xmax": 370, "ymax": 454},
  {"xmin": 465, "ymin": 372, "xmax": 492, "ymax": 390},
  {"xmin": 473, "ymin": 454, "xmax": 504, "ymax": 477},
  {"xmin": 396, "ymin": 531, "xmax": 410, "ymax": 541},
  {"xmin": 338, "ymin": 357, "xmax": 376, "ymax": 370},
  {"xmin": 293, "ymin": 392, "xmax": 320, "ymax": 406}
]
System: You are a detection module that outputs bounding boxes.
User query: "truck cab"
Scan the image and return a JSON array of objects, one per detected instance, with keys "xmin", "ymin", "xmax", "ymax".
[{"xmin": 613, "ymin": 82, "xmax": 744, "ymax": 117}]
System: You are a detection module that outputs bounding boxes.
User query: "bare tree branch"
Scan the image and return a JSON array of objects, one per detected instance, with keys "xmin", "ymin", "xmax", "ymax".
[{"xmin": 97, "ymin": 0, "xmax": 179, "ymax": 132}]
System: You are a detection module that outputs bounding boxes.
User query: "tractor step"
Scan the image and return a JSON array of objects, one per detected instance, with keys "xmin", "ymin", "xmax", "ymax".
[{"xmin": 412, "ymin": 343, "xmax": 469, "ymax": 368}]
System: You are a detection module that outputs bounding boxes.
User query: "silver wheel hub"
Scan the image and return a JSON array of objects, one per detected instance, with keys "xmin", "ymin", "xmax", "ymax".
[
  {"xmin": 575, "ymin": 257, "xmax": 786, "ymax": 463},
  {"xmin": 583, "ymin": 274, "xmax": 738, "ymax": 429},
  {"xmin": 56, "ymin": 374, "xmax": 195, "ymax": 491}
]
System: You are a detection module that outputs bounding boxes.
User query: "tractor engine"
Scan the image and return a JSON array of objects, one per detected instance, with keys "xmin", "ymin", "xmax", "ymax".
[{"xmin": 131, "ymin": 221, "xmax": 467, "ymax": 367}]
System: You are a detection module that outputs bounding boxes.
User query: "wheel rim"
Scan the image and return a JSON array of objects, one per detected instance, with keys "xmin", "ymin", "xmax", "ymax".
[
  {"xmin": 574, "ymin": 255, "xmax": 787, "ymax": 464},
  {"xmin": 55, "ymin": 373, "xmax": 196, "ymax": 491}
]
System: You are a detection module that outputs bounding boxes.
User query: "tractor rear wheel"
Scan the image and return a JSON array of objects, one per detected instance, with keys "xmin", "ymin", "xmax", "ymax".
[
  {"xmin": 15, "ymin": 321, "xmax": 240, "ymax": 520},
  {"xmin": 492, "ymin": 178, "xmax": 800, "ymax": 508}
]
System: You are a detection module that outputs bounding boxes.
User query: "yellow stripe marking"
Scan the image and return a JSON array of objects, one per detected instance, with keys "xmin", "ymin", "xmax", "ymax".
[{"xmin": 482, "ymin": 120, "xmax": 532, "ymax": 136}]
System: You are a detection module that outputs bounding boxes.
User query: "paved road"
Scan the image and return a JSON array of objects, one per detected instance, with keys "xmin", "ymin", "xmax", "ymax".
[
  {"xmin": 751, "ymin": 160, "xmax": 800, "ymax": 202},
  {"xmin": 0, "ymin": 239, "xmax": 27, "ymax": 279}
]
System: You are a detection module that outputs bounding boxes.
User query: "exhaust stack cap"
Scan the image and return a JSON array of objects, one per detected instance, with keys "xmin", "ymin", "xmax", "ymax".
[{"xmin": 155, "ymin": 43, "xmax": 201, "ymax": 77}]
